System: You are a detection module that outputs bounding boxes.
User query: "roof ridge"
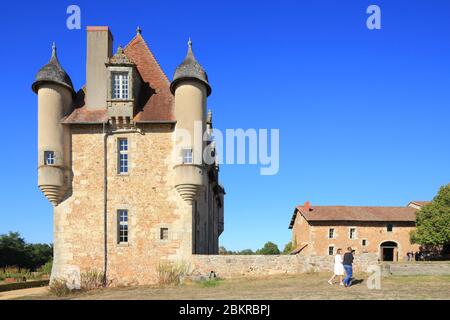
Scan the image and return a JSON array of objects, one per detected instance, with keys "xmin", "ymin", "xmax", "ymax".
[{"xmin": 298, "ymin": 205, "xmax": 411, "ymax": 208}]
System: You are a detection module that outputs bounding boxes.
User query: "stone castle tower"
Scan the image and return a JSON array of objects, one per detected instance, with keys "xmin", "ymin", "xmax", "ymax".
[{"xmin": 32, "ymin": 26, "xmax": 224, "ymax": 286}]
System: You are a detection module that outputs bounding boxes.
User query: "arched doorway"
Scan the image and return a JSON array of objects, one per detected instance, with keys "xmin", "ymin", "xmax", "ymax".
[{"xmin": 380, "ymin": 241, "xmax": 398, "ymax": 262}]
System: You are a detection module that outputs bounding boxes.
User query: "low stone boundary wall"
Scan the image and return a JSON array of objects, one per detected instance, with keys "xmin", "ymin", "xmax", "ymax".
[
  {"xmin": 382, "ymin": 262, "xmax": 450, "ymax": 276},
  {"xmin": 191, "ymin": 254, "xmax": 378, "ymax": 279}
]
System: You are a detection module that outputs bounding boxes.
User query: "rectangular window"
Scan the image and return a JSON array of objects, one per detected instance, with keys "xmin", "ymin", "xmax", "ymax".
[
  {"xmin": 112, "ymin": 72, "xmax": 129, "ymax": 99},
  {"xmin": 118, "ymin": 138, "xmax": 128, "ymax": 174},
  {"xmin": 328, "ymin": 228, "xmax": 334, "ymax": 239},
  {"xmin": 182, "ymin": 149, "xmax": 193, "ymax": 164},
  {"xmin": 328, "ymin": 246, "xmax": 334, "ymax": 256},
  {"xmin": 349, "ymin": 228, "xmax": 356, "ymax": 239},
  {"xmin": 362, "ymin": 239, "xmax": 367, "ymax": 246},
  {"xmin": 387, "ymin": 224, "xmax": 393, "ymax": 232},
  {"xmin": 44, "ymin": 151, "xmax": 55, "ymax": 165},
  {"xmin": 160, "ymin": 228, "xmax": 169, "ymax": 240},
  {"xmin": 117, "ymin": 209, "xmax": 128, "ymax": 244}
]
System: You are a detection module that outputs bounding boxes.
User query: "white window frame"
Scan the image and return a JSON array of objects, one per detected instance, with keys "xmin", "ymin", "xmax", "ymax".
[
  {"xmin": 328, "ymin": 246, "xmax": 334, "ymax": 256},
  {"xmin": 328, "ymin": 228, "xmax": 335, "ymax": 239},
  {"xmin": 182, "ymin": 148, "xmax": 193, "ymax": 164},
  {"xmin": 44, "ymin": 151, "xmax": 55, "ymax": 165},
  {"xmin": 117, "ymin": 209, "xmax": 129, "ymax": 244},
  {"xmin": 118, "ymin": 138, "xmax": 129, "ymax": 174},
  {"xmin": 362, "ymin": 239, "xmax": 367, "ymax": 247},
  {"xmin": 112, "ymin": 72, "xmax": 129, "ymax": 100},
  {"xmin": 349, "ymin": 227, "xmax": 357, "ymax": 240}
]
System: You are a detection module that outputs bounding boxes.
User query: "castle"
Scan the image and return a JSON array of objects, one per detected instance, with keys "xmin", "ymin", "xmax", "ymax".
[{"xmin": 32, "ymin": 26, "xmax": 225, "ymax": 286}]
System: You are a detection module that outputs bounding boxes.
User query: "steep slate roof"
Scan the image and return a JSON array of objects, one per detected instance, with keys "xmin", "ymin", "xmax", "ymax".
[
  {"xmin": 288, "ymin": 204, "xmax": 418, "ymax": 229},
  {"xmin": 32, "ymin": 43, "xmax": 75, "ymax": 97},
  {"xmin": 170, "ymin": 39, "xmax": 211, "ymax": 96},
  {"xmin": 64, "ymin": 32, "xmax": 175, "ymax": 124}
]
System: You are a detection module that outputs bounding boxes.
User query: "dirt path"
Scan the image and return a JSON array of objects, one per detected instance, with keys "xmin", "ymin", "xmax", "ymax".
[{"xmin": 0, "ymin": 286, "xmax": 49, "ymax": 300}]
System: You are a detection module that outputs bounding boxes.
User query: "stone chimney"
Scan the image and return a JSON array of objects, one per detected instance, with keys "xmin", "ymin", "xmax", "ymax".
[{"xmin": 85, "ymin": 26, "xmax": 113, "ymax": 110}]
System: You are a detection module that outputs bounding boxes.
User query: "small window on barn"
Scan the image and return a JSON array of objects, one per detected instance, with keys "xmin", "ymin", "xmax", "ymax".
[
  {"xmin": 160, "ymin": 228, "xmax": 169, "ymax": 240},
  {"xmin": 328, "ymin": 246, "xmax": 334, "ymax": 256},
  {"xmin": 328, "ymin": 228, "xmax": 335, "ymax": 239},
  {"xmin": 362, "ymin": 239, "xmax": 367, "ymax": 246},
  {"xmin": 349, "ymin": 228, "xmax": 357, "ymax": 239},
  {"xmin": 387, "ymin": 224, "xmax": 393, "ymax": 232}
]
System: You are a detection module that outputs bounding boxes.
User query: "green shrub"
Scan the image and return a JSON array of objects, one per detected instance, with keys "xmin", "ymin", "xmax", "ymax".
[
  {"xmin": 200, "ymin": 278, "xmax": 222, "ymax": 288},
  {"xmin": 156, "ymin": 261, "xmax": 190, "ymax": 286},
  {"xmin": 48, "ymin": 278, "xmax": 72, "ymax": 297},
  {"xmin": 80, "ymin": 270, "xmax": 105, "ymax": 291},
  {"xmin": 37, "ymin": 260, "xmax": 52, "ymax": 275}
]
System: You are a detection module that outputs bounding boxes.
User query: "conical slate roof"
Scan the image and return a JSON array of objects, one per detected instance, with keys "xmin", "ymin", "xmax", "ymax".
[
  {"xmin": 170, "ymin": 39, "xmax": 211, "ymax": 96},
  {"xmin": 32, "ymin": 43, "xmax": 75, "ymax": 96}
]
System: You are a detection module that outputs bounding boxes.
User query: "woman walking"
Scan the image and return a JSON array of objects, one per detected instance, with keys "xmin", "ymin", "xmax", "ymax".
[{"xmin": 328, "ymin": 248, "xmax": 344, "ymax": 285}]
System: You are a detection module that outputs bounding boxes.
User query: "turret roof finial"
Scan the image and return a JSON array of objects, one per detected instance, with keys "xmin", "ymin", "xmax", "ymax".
[
  {"xmin": 51, "ymin": 42, "xmax": 57, "ymax": 59},
  {"xmin": 136, "ymin": 26, "xmax": 142, "ymax": 35},
  {"xmin": 188, "ymin": 37, "xmax": 192, "ymax": 48}
]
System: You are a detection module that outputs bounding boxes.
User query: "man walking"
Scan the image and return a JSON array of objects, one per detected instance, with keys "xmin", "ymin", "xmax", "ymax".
[{"xmin": 343, "ymin": 247, "xmax": 354, "ymax": 287}]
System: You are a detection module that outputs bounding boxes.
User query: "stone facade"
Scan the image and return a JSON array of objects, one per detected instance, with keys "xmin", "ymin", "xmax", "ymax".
[
  {"xmin": 34, "ymin": 27, "xmax": 225, "ymax": 287},
  {"xmin": 192, "ymin": 254, "xmax": 379, "ymax": 279},
  {"xmin": 291, "ymin": 208, "xmax": 420, "ymax": 262}
]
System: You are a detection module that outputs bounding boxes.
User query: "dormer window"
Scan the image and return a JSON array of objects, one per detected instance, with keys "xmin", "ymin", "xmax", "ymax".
[
  {"xmin": 112, "ymin": 72, "xmax": 129, "ymax": 99},
  {"xmin": 44, "ymin": 151, "xmax": 55, "ymax": 165}
]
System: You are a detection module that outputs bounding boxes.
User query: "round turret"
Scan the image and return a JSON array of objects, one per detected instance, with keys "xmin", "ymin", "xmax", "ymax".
[{"xmin": 33, "ymin": 44, "xmax": 74, "ymax": 206}]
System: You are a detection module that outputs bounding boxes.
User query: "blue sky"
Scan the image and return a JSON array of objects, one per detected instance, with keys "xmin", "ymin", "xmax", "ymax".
[{"xmin": 1, "ymin": 0, "xmax": 449, "ymax": 251}]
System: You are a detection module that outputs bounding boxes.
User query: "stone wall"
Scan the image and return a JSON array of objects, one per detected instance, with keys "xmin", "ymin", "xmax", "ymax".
[
  {"xmin": 191, "ymin": 253, "xmax": 379, "ymax": 279},
  {"xmin": 382, "ymin": 262, "xmax": 450, "ymax": 276}
]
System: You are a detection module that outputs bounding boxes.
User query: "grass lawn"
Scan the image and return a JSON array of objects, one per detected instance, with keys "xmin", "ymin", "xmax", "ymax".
[{"xmin": 15, "ymin": 272, "xmax": 450, "ymax": 300}]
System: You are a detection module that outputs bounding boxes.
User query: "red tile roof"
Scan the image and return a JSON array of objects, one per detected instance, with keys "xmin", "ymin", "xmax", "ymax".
[
  {"xmin": 124, "ymin": 34, "xmax": 175, "ymax": 122},
  {"xmin": 64, "ymin": 33, "xmax": 175, "ymax": 124},
  {"xmin": 289, "ymin": 203, "xmax": 419, "ymax": 228}
]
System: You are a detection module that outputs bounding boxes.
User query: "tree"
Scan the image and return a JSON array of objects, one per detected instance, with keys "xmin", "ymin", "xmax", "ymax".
[
  {"xmin": 238, "ymin": 249, "xmax": 254, "ymax": 255},
  {"xmin": 411, "ymin": 184, "xmax": 450, "ymax": 252},
  {"xmin": 0, "ymin": 232, "xmax": 29, "ymax": 268},
  {"xmin": 256, "ymin": 241, "xmax": 280, "ymax": 255},
  {"xmin": 282, "ymin": 241, "xmax": 294, "ymax": 255},
  {"xmin": 0, "ymin": 231, "xmax": 53, "ymax": 270}
]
